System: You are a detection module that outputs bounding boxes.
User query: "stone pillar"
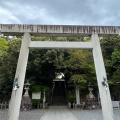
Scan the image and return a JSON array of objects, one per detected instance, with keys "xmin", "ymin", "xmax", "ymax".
[
  {"xmin": 8, "ymin": 33, "xmax": 31, "ymax": 120},
  {"xmin": 75, "ymin": 86, "xmax": 80, "ymax": 105},
  {"xmin": 43, "ymin": 90, "xmax": 46, "ymax": 108},
  {"xmin": 91, "ymin": 33, "xmax": 114, "ymax": 120}
]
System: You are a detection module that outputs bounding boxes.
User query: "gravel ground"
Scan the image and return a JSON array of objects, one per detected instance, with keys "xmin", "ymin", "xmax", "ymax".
[
  {"xmin": 71, "ymin": 109, "xmax": 120, "ymax": 120},
  {"xmin": 0, "ymin": 109, "xmax": 45, "ymax": 120},
  {"xmin": 0, "ymin": 108, "xmax": 120, "ymax": 120}
]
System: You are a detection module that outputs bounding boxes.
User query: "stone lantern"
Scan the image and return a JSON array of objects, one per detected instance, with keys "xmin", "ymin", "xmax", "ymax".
[
  {"xmin": 21, "ymin": 81, "xmax": 32, "ymax": 110},
  {"xmin": 87, "ymin": 82, "xmax": 95, "ymax": 99},
  {"xmin": 24, "ymin": 81, "xmax": 30, "ymax": 96}
]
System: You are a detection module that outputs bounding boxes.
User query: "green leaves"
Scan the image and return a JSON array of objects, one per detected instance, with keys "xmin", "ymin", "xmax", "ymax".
[
  {"xmin": 0, "ymin": 37, "xmax": 21, "ymax": 100},
  {"xmin": 111, "ymin": 50, "xmax": 120, "ymax": 68},
  {"xmin": 70, "ymin": 74, "xmax": 86, "ymax": 84},
  {"xmin": 67, "ymin": 91, "xmax": 75, "ymax": 103},
  {"xmin": 69, "ymin": 74, "xmax": 87, "ymax": 89},
  {"xmin": 31, "ymin": 85, "xmax": 42, "ymax": 92},
  {"xmin": 0, "ymin": 37, "xmax": 8, "ymax": 57},
  {"xmin": 101, "ymin": 36, "xmax": 120, "ymax": 99}
]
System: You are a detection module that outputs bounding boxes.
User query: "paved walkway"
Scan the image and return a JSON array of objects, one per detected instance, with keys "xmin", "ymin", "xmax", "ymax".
[
  {"xmin": 40, "ymin": 106, "xmax": 78, "ymax": 120},
  {"xmin": 0, "ymin": 106, "xmax": 120, "ymax": 120}
]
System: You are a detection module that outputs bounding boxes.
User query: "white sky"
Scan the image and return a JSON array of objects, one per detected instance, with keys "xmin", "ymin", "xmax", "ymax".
[{"xmin": 0, "ymin": 0, "xmax": 120, "ymax": 25}]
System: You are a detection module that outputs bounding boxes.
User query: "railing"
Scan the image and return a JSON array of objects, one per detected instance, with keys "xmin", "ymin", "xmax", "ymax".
[{"xmin": 0, "ymin": 101, "xmax": 9, "ymax": 109}]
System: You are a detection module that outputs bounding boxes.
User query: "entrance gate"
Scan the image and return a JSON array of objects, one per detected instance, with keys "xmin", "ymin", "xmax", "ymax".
[{"xmin": 1, "ymin": 24, "xmax": 119, "ymax": 120}]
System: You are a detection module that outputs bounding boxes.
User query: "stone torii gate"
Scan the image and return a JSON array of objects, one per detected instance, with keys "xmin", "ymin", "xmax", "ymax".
[{"xmin": 1, "ymin": 24, "xmax": 120, "ymax": 120}]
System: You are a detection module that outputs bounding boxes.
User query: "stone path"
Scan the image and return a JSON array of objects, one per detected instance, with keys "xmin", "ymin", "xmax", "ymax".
[{"xmin": 40, "ymin": 106, "xmax": 78, "ymax": 120}]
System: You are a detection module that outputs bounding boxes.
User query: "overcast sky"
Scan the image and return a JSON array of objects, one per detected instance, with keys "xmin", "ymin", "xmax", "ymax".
[{"xmin": 0, "ymin": 0, "xmax": 120, "ymax": 26}]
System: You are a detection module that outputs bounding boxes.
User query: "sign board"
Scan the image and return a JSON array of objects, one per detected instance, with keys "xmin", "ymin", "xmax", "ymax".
[
  {"xmin": 112, "ymin": 101, "xmax": 119, "ymax": 108},
  {"xmin": 32, "ymin": 92, "xmax": 41, "ymax": 99}
]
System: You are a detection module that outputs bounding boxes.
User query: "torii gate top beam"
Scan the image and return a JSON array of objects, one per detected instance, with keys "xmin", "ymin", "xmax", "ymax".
[{"xmin": 0, "ymin": 24, "xmax": 120, "ymax": 37}]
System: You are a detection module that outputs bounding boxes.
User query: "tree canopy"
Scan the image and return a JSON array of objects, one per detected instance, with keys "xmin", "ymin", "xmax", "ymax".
[{"xmin": 0, "ymin": 36, "xmax": 120, "ymax": 101}]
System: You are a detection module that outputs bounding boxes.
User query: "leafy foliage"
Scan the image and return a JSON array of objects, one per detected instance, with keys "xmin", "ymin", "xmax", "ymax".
[
  {"xmin": 0, "ymin": 37, "xmax": 8, "ymax": 57},
  {"xmin": 0, "ymin": 37, "xmax": 21, "ymax": 100},
  {"xmin": 31, "ymin": 85, "xmax": 42, "ymax": 92},
  {"xmin": 1, "ymin": 35, "xmax": 120, "ymax": 101},
  {"xmin": 101, "ymin": 36, "xmax": 120, "ymax": 100}
]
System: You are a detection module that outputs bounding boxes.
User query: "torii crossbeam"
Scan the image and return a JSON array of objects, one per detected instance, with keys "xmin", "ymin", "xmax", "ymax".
[{"xmin": 1, "ymin": 24, "xmax": 118, "ymax": 120}]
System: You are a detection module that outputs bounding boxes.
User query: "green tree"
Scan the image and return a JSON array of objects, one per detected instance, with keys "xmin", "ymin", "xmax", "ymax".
[
  {"xmin": 0, "ymin": 37, "xmax": 21, "ymax": 101},
  {"xmin": 69, "ymin": 74, "xmax": 86, "ymax": 104},
  {"xmin": 0, "ymin": 37, "xmax": 8, "ymax": 56},
  {"xmin": 101, "ymin": 36, "xmax": 120, "ymax": 100},
  {"xmin": 0, "ymin": 36, "xmax": 97, "ymax": 101}
]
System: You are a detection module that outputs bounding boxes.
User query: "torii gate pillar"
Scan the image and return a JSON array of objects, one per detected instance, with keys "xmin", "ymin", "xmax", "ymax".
[
  {"xmin": 91, "ymin": 33, "xmax": 114, "ymax": 120},
  {"xmin": 8, "ymin": 33, "xmax": 31, "ymax": 120}
]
